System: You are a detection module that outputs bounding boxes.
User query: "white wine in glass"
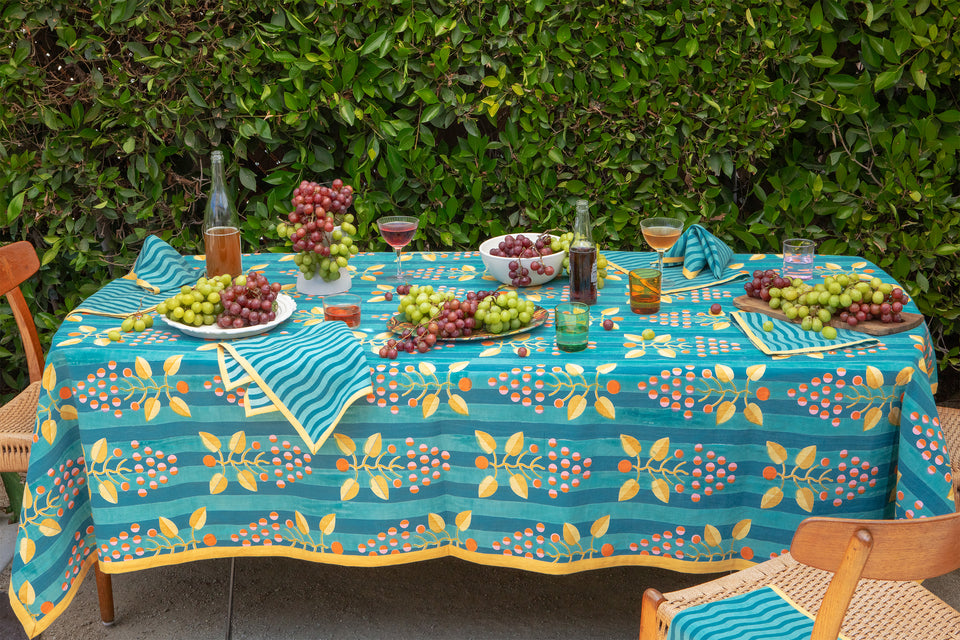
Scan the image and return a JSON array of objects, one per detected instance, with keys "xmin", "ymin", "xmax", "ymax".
[{"xmin": 640, "ymin": 217, "xmax": 684, "ymax": 273}]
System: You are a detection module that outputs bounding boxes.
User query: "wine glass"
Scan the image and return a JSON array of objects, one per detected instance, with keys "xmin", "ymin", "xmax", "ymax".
[
  {"xmin": 640, "ymin": 217, "xmax": 684, "ymax": 274},
  {"xmin": 377, "ymin": 215, "xmax": 420, "ymax": 282}
]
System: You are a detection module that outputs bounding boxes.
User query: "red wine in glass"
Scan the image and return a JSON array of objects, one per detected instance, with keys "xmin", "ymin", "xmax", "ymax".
[
  {"xmin": 379, "ymin": 220, "xmax": 418, "ymax": 247},
  {"xmin": 377, "ymin": 215, "xmax": 419, "ymax": 281}
]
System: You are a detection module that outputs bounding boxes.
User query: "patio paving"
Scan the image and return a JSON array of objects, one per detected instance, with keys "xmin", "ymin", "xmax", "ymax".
[{"xmin": 2, "ymin": 535, "xmax": 959, "ymax": 639}]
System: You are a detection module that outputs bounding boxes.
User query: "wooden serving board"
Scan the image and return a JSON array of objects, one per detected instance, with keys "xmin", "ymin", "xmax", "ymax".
[{"xmin": 732, "ymin": 295, "xmax": 924, "ymax": 336}]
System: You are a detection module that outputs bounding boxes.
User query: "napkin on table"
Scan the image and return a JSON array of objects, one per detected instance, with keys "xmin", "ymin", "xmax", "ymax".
[
  {"xmin": 731, "ymin": 311, "xmax": 878, "ymax": 356},
  {"xmin": 666, "ymin": 585, "xmax": 848, "ymax": 640},
  {"xmin": 663, "ymin": 224, "xmax": 734, "ymax": 280},
  {"xmin": 216, "ymin": 321, "xmax": 373, "ymax": 454},
  {"xmin": 73, "ymin": 235, "xmax": 201, "ymax": 317}
]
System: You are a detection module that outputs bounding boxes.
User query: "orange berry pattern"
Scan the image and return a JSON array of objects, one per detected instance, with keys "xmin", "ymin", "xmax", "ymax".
[{"xmin": 12, "ymin": 251, "xmax": 954, "ymax": 637}]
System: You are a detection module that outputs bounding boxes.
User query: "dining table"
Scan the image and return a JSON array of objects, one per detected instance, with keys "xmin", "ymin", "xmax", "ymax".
[{"xmin": 8, "ymin": 240, "xmax": 953, "ymax": 638}]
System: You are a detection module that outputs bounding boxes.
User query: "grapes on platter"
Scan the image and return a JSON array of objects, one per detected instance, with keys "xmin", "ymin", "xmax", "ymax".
[
  {"xmin": 746, "ymin": 269, "xmax": 910, "ymax": 339},
  {"xmin": 157, "ymin": 274, "xmax": 233, "ymax": 328},
  {"xmin": 380, "ymin": 284, "xmax": 539, "ymax": 359},
  {"xmin": 214, "ymin": 272, "xmax": 282, "ymax": 329},
  {"xmin": 276, "ymin": 179, "xmax": 359, "ymax": 282}
]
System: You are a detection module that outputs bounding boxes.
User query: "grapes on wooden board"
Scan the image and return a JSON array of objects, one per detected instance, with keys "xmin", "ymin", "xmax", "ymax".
[
  {"xmin": 276, "ymin": 179, "xmax": 359, "ymax": 282},
  {"xmin": 382, "ymin": 284, "xmax": 538, "ymax": 359},
  {"xmin": 747, "ymin": 268, "xmax": 910, "ymax": 339}
]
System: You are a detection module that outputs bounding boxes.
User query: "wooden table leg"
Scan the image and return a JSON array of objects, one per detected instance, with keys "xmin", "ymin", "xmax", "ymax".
[{"xmin": 93, "ymin": 560, "xmax": 115, "ymax": 626}]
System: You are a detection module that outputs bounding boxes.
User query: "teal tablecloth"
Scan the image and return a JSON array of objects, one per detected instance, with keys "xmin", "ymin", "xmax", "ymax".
[{"xmin": 10, "ymin": 250, "xmax": 951, "ymax": 637}]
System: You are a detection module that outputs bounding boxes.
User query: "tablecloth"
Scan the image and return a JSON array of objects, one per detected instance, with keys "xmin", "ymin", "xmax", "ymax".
[{"xmin": 9, "ymin": 249, "xmax": 951, "ymax": 637}]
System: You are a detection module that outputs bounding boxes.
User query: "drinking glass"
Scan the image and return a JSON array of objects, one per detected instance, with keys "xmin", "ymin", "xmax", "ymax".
[
  {"xmin": 628, "ymin": 268, "xmax": 661, "ymax": 315},
  {"xmin": 377, "ymin": 215, "xmax": 420, "ymax": 282},
  {"xmin": 782, "ymin": 238, "xmax": 816, "ymax": 280},
  {"xmin": 640, "ymin": 217, "xmax": 684, "ymax": 274},
  {"xmin": 323, "ymin": 294, "xmax": 362, "ymax": 328},
  {"xmin": 554, "ymin": 302, "xmax": 590, "ymax": 352}
]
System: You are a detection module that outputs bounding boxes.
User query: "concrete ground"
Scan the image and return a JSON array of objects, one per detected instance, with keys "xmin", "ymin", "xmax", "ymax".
[{"xmin": 1, "ymin": 530, "xmax": 960, "ymax": 640}]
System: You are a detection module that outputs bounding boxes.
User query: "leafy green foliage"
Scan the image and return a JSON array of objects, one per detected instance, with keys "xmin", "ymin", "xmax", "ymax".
[{"xmin": 0, "ymin": 0, "xmax": 959, "ymax": 403}]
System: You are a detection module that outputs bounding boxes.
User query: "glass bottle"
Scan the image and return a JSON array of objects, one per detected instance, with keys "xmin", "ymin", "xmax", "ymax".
[
  {"xmin": 568, "ymin": 199, "xmax": 597, "ymax": 305},
  {"xmin": 203, "ymin": 150, "xmax": 242, "ymax": 278}
]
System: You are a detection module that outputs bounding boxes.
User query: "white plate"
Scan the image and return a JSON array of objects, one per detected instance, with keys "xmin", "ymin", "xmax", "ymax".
[{"xmin": 160, "ymin": 294, "xmax": 296, "ymax": 339}]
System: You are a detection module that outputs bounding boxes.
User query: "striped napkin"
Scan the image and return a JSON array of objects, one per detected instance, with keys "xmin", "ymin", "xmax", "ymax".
[
  {"xmin": 731, "ymin": 311, "xmax": 878, "ymax": 356},
  {"xmin": 663, "ymin": 224, "xmax": 734, "ymax": 279},
  {"xmin": 73, "ymin": 236, "xmax": 201, "ymax": 317},
  {"xmin": 666, "ymin": 585, "xmax": 847, "ymax": 640},
  {"xmin": 216, "ymin": 321, "xmax": 373, "ymax": 454},
  {"xmin": 604, "ymin": 251, "xmax": 747, "ymax": 295}
]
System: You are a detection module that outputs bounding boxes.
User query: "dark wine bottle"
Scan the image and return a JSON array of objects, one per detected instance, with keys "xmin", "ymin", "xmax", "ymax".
[{"xmin": 569, "ymin": 199, "xmax": 597, "ymax": 304}]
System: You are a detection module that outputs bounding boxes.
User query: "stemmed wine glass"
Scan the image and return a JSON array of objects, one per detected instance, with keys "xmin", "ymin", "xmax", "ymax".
[
  {"xmin": 640, "ymin": 217, "xmax": 684, "ymax": 273},
  {"xmin": 377, "ymin": 215, "xmax": 420, "ymax": 282}
]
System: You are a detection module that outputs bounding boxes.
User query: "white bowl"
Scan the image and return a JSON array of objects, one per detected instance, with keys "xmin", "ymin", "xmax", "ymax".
[{"xmin": 478, "ymin": 233, "xmax": 566, "ymax": 286}]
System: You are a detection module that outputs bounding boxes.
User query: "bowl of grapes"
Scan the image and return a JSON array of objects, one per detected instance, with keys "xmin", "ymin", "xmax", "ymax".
[{"xmin": 479, "ymin": 232, "xmax": 566, "ymax": 286}]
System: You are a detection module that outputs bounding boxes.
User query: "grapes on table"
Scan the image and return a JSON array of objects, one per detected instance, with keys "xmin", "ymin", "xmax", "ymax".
[
  {"xmin": 745, "ymin": 268, "xmax": 910, "ymax": 339},
  {"xmin": 380, "ymin": 284, "xmax": 539, "ymax": 359},
  {"xmin": 112, "ymin": 312, "xmax": 154, "ymax": 340},
  {"xmin": 276, "ymin": 179, "xmax": 359, "ymax": 282}
]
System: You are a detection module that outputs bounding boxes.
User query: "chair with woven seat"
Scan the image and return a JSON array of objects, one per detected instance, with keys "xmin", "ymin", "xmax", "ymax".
[
  {"xmin": 937, "ymin": 404, "xmax": 960, "ymax": 511},
  {"xmin": 639, "ymin": 511, "xmax": 960, "ymax": 640},
  {"xmin": 0, "ymin": 240, "xmax": 44, "ymax": 473},
  {"xmin": 0, "ymin": 240, "xmax": 116, "ymax": 628}
]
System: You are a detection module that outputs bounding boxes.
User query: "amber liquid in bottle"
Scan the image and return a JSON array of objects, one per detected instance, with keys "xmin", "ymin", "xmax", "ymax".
[
  {"xmin": 569, "ymin": 246, "xmax": 597, "ymax": 304},
  {"xmin": 204, "ymin": 150, "xmax": 242, "ymax": 278},
  {"xmin": 568, "ymin": 199, "xmax": 597, "ymax": 304}
]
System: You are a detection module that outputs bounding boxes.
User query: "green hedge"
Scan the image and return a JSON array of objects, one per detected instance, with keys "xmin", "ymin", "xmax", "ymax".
[{"xmin": 1, "ymin": 0, "xmax": 959, "ymax": 400}]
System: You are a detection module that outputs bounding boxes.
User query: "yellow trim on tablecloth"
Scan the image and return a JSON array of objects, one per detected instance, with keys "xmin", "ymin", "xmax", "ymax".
[{"xmin": 9, "ymin": 550, "xmax": 98, "ymax": 640}]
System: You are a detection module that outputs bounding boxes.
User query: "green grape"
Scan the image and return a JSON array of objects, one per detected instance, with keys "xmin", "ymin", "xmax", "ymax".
[
  {"xmin": 120, "ymin": 317, "xmax": 135, "ymax": 332},
  {"xmin": 108, "ymin": 330, "xmax": 121, "ymax": 342}
]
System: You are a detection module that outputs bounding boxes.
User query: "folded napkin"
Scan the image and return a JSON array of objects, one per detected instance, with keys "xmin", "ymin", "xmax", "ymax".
[
  {"xmin": 603, "ymin": 251, "xmax": 747, "ymax": 295},
  {"xmin": 667, "ymin": 585, "xmax": 847, "ymax": 640},
  {"xmin": 74, "ymin": 235, "xmax": 201, "ymax": 317},
  {"xmin": 731, "ymin": 311, "xmax": 878, "ymax": 356},
  {"xmin": 216, "ymin": 321, "xmax": 372, "ymax": 454},
  {"xmin": 663, "ymin": 224, "xmax": 734, "ymax": 279}
]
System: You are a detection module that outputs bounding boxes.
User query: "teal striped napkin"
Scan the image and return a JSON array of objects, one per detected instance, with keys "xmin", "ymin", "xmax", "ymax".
[
  {"xmin": 217, "ymin": 321, "xmax": 373, "ymax": 454},
  {"xmin": 663, "ymin": 224, "xmax": 734, "ymax": 279},
  {"xmin": 128, "ymin": 235, "xmax": 199, "ymax": 293},
  {"xmin": 731, "ymin": 311, "xmax": 878, "ymax": 356},
  {"xmin": 604, "ymin": 251, "xmax": 747, "ymax": 294},
  {"xmin": 73, "ymin": 236, "xmax": 201, "ymax": 317},
  {"xmin": 666, "ymin": 585, "xmax": 847, "ymax": 640}
]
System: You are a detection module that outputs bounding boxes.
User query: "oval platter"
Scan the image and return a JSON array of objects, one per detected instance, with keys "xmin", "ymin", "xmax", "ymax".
[{"xmin": 385, "ymin": 305, "xmax": 548, "ymax": 341}]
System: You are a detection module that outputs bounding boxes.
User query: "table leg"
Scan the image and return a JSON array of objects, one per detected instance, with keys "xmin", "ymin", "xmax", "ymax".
[{"xmin": 93, "ymin": 561, "xmax": 115, "ymax": 626}]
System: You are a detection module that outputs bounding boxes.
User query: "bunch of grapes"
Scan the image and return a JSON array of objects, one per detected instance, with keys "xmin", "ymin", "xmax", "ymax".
[
  {"xmin": 216, "ymin": 272, "xmax": 283, "ymax": 329},
  {"xmin": 381, "ymin": 285, "xmax": 538, "ymax": 358},
  {"xmin": 553, "ymin": 231, "xmax": 609, "ymax": 289},
  {"xmin": 276, "ymin": 179, "xmax": 360, "ymax": 282},
  {"xmin": 748, "ymin": 269, "xmax": 910, "ymax": 339},
  {"xmin": 157, "ymin": 275, "xmax": 233, "ymax": 327},
  {"xmin": 489, "ymin": 233, "xmax": 558, "ymax": 286}
]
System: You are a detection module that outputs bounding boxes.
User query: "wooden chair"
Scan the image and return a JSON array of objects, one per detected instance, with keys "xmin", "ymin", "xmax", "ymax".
[
  {"xmin": 937, "ymin": 405, "xmax": 960, "ymax": 511},
  {"xmin": 0, "ymin": 241, "xmax": 43, "ymax": 472},
  {"xmin": 0, "ymin": 241, "xmax": 116, "ymax": 627},
  {"xmin": 639, "ymin": 511, "xmax": 960, "ymax": 640}
]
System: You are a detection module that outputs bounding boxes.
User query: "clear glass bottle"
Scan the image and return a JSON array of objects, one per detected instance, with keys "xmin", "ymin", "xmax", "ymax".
[
  {"xmin": 203, "ymin": 150, "xmax": 242, "ymax": 278},
  {"xmin": 568, "ymin": 199, "xmax": 597, "ymax": 304}
]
